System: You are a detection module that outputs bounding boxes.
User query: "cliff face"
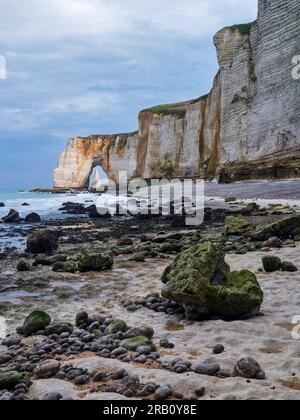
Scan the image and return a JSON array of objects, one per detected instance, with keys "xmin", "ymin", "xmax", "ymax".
[{"xmin": 54, "ymin": 0, "xmax": 300, "ymax": 188}]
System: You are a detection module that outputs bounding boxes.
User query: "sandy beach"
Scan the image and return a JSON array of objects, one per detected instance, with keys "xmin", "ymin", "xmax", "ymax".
[{"xmin": 0, "ymin": 189, "xmax": 300, "ymax": 400}]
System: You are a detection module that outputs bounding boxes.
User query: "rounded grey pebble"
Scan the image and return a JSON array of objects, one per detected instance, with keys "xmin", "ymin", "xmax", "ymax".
[
  {"xmin": 112, "ymin": 369, "xmax": 126, "ymax": 380},
  {"xmin": 194, "ymin": 363, "xmax": 220, "ymax": 376},
  {"xmin": 255, "ymin": 370, "xmax": 266, "ymax": 380},
  {"xmin": 93, "ymin": 372, "xmax": 105, "ymax": 382},
  {"xmin": 154, "ymin": 386, "xmax": 172, "ymax": 401},
  {"xmin": 123, "ymin": 389, "xmax": 135, "ymax": 398},
  {"xmin": 41, "ymin": 392, "xmax": 63, "ymax": 401},
  {"xmin": 111, "ymin": 347, "xmax": 127, "ymax": 357},
  {"xmin": 137, "ymin": 346, "xmax": 152, "ymax": 355},
  {"xmin": 135, "ymin": 355, "xmax": 147, "ymax": 364}
]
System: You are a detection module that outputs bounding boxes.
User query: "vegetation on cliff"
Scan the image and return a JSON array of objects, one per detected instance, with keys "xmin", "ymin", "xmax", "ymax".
[{"xmin": 225, "ymin": 22, "xmax": 254, "ymax": 35}]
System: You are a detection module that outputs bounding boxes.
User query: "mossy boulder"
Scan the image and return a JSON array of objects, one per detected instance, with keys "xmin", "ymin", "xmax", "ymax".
[
  {"xmin": 161, "ymin": 242, "xmax": 263, "ymax": 320},
  {"xmin": 121, "ymin": 336, "xmax": 153, "ymax": 351},
  {"xmin": 16, "ymin": 259, "xmax": 31, "ymax": 272},
  {"xmin": 52, "ymin": 262, "xmax": 65, "ymax": 272},
  {"xmin": 252, "ymin": 214, "xmax": 300, "ymax": 241},
  {"xmin": 124, "ymin": 326, "xmax": 154, "ymax": 340},
  {"xmin": 22, "ymin": 310, "xmax": 51, "ymax": 337},
  {"xmin": 225, "ymin": 216, "xmax": 253, "ymax": 236},
  {"xmin": 63, "ymin": 261, "xmax": 78, "ymax": 273},
  {"xmin": 77, "ymin": 253, "xmax": 113, "ymax": 272},
  {"xmin": 107, "ymin": 319, "xmax": 128, "ymax": 334},
  {"xmin": 0, "ymin": 371, "xmax": 30, "ymax": 390},
  {"xmin": 262, "ymin": 256, "xmax": 282, "ymax": 272},
  {"xmin": 132, "ymin": 252, "xmax": 146, "ymax": 262}
]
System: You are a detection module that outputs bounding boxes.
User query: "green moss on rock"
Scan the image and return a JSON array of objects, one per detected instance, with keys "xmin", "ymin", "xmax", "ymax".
[
  {"xmin": 161, "ymin": 242, "xmax": 263, "ymax": 320},
  {"xmin": 252, "ymin": 214, "xmax": 300, "ymax": 241},
  {"xmin": 225, "ymin": 216, "xmax": 253, "ymax": 236},
  {"xmin": 107, "ymin": 319, "xmax": 128, "ymax": 334},
  {"xmin": 0, "ymin": 371, "xmax": 30, "ymax": 390},
  {"xmin": 77, "ymin": 253, "xmax": 113, "ymax": 272},
  {"xmin": 63, "ymin": 261, "xmax": 78, "ymax": 273},
  {"xmin": 22, "ymin": 310, "xmax": 51, "ymax": 337},
  {"xmin": 121, "ymin": 336, "xmax": 152, "ymax": 351}
]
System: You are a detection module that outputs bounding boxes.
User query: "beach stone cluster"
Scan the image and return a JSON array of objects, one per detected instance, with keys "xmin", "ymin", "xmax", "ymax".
[
  {"xmin": 0, "ymin": 308, "xmax": 266, "ymax": 400},
  {"xmin": 262, "ymin": 255, "xmax": 297, "ymax": 273},
  {"xmin": 122, "ymin": 293, "xmax": 185, "ymax": 315}
]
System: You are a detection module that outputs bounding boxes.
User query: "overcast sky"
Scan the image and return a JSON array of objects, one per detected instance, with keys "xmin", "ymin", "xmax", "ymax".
[{"xmin": 0, "ymin": 0, "xmax": 258, "ymax": 188}]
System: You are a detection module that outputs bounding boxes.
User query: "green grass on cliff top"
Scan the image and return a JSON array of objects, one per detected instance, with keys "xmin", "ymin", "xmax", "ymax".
[
  {"xmin": 225, "ymin": 22, "xmax": 253, "ymax": 35},
  {"xmin": 141, "ymin": 94, "xmax": 208, "ymax": 118}
]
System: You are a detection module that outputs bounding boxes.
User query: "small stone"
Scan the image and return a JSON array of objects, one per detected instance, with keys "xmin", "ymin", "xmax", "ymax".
[
  {"xmin": 194, "ymin": 363, "xmax": 220, "ymax": 376},
  {"xmin": 41, "ymin": 392, "xmax": 63, "ymax": 401},
  {"xmin": 111, "ymin": 347, "xmax": 127, "ymax": 357},
  {"xmin": 255, "ymin": 370, "xmax": 266, "ymax": 380},
  {"xmin": 124, "ymin": 389, "xmax": 135, "ymax": 398},
  {"xmin": 234, "ymin": 356, "xmax": 262, "ymax": 379},
  {"xmin": 154, "ymin": 386, "xmax": 173, "ymax": 401},
  {"xmin": 139, "ymin": 383, "xmax": 157, "ymax": 397},
  {"xmin": 136, "ymin": 346, "xmax": 152, "ymax": 355},
  {"xmin": 34, "ymin": 360, "xmax": 60, "ymax": 379},
  {"xmin": 93, "ymin": 372, "xmax": 105, "ymax": 382},
  {"xmin": 112, "ymin": 369, "xmax": 126, "ymax": 380},
  {"xmin": 213, "ymin": 344, "xmax": 225, "ymax": 355},
  {"xmin": 159, "ymin": 339, "xmax": 170, "ymax": 348},
  {"xmin": 281, "ymin": 261, "xmax": 298, "ymax": 272},
  {"xmin": 266, "ymin": 237, "xmax": 282, "ymax": 248},
  {"xmin": 74, "ymin": 375, "xmax": 89, "ymax": 385},
  {"xmin": 16, "ymin": 259, "xmax": 31, "ymax": 272},
  {"xmin": 45, "ymin": 323, "xmax": 73, "ymax": 336},
  {"xmin": 135, "ymin": 355, "xmax": 147, "ymax": 364},
  {"xmin": 195, "ymin": 386, "xmax": 206, "ymax": 397},
  {"xmin": 1, "ymin": 336, "xmax": 21, "ymax": 347}
]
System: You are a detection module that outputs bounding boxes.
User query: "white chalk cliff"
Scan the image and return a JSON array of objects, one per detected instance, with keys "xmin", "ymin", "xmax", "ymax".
[{"xmin": 54, "ymin": 0, "xmax": 300, "ymax": 188}]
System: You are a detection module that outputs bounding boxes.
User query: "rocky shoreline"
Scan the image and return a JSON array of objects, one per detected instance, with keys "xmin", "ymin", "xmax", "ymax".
[{"xmin": 0, "ymin": 199, "xmax": 300, "ymax": 400}]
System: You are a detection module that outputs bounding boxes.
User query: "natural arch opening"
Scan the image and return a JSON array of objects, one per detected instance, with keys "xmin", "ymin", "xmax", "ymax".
[{"xmin": 89, "ymin": 165, "xmax": 109, "ymax": 190}]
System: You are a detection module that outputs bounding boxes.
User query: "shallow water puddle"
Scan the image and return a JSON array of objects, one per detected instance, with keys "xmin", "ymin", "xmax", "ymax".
[
  {"xmin": 51, "ymin": 280, "xmax": 88, "ymax": 291},
  {"xmin": 0, "ymin": 289, "xmax": 40, "ymax": 303},
  {"xmin": 165, "ymin": 320, "xmax": 185, "ymax": 331}
]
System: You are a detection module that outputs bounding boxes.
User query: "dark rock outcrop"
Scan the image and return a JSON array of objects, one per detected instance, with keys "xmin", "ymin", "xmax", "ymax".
[
  {"xmin": 2, "ymin": 209, "xmax": 22, "ymax": 223},
  {"xmin": 27, "ymin": 229, "xmax": 60, "ymax": 254}
]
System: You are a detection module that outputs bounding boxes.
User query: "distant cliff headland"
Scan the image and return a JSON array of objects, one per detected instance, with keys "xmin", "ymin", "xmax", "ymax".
[{"xmin": 54, "ymin": 0, "xmax": 300, "ymax": 188}]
